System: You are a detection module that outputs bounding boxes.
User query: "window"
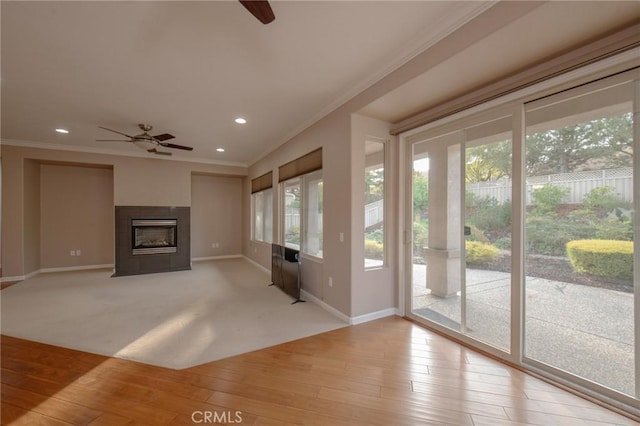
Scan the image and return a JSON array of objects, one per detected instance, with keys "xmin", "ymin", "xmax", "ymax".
[
  {"xmin": 252, "ymin": 188, "xmax": 272, "ymax": 243},
  {"xmin": 251, "ymin": 171, "xmax": 273, "ymax": 243},
  {"xmin": 523, "ymin": 75, "xmax": 635, "ymax": 397},
  {"xmin": 404, "ymin": 64, "xmax": 639, "ymax": 411},
  {"xmin": 364, "ymin": 139, "xmax": 385, "ymax": 268},
  {"xmin": 302, "ymin": 170, "xmax": 323, "ymax": 257},
  {"xmin": 282, "ymin": 170, "xmax": 323, "ymax": 258}
]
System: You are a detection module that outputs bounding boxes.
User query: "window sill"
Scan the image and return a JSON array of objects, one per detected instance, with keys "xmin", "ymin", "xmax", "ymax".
[{"xmin": 300, "ymin": 253, "xmax": 323, "ymax": 264}]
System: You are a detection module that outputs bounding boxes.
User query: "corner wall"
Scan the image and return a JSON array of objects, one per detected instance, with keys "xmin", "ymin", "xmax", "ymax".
[
  {"xmin": 244, "ymin": 113, "xmax": 352, "ymax": 316},
  {"xmin": 0, "ymin": 144, "xmax": 247, "ymax": 278},
  {"xmin": 191, "ymin": 174, "xmax": 243, "ymax": 258},
  {"xmin": 350, "ymin": 114, "xmax": 397, "ymax": 317}
]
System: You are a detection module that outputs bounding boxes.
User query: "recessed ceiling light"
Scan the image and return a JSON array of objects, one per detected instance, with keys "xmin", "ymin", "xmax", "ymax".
[
  {"xmin": 234, "ymin": 117, "xmax": 247, "ymax": 124},
  {"xmin": 216, "ymin": 148, "xmax": 225, "ymax": 152},
  {"xmin": 55, "ymin": 128, "xmax": 69, "ymax": 134}
]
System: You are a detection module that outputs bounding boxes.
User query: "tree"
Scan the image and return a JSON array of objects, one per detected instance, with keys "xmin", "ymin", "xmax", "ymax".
[
  {"xmin": 589, "ymin": 113, "xmax": 633, "ymax": 168},
  {"xmin": 365, "ymin": 168, "xmax": 384, "ymax": 203},
  {"xmin": 525, "ymin": 113, "xmax": 632, "ymax": 175},
  {"xmin": 413, "ymin": 171, "xmax": 429, "ymax": 217},
  {"xmin": 465, "ymin": 140, "xmax": 511, "ymax": 183}
]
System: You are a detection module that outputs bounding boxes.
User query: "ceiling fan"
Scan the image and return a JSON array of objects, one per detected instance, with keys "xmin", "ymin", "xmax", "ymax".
[
  {"xmin": 239, "ymin": 0, "xmax": 275, "ymax": 24},
  {"xmin": 97, "ymin": 124, "xmax": 193, "ymax": 156}
]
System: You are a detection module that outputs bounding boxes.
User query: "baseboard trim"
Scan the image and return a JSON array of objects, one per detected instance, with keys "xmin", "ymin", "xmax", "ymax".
[
  {"xmin": 40, "ymin": 264, "xmax": 114, "ymax": 274},
  {"xmin": 350, "ymin": 308, "xmax": 399, "ymax": 325},
  {"xmin": 192, "ymin": 255, "xmax": 243, "ymax": 262},
  {"xmin": 1, "ymin": 275, "xmax": 26, "ymax": 283},
  {"xmin": 242, "ymin": 256, "xmax": 271, "ymax": 275},
  {"xmin": 300, "ymin": 289, "xmax": 350, "ymax": 324},
  {"xmin": 2, "ymin": 264, "xmax": 114, "ymax": 282}
]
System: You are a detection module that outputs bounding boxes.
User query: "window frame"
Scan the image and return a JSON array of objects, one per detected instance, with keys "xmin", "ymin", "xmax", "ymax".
[
  {"xmin": 281, "ymin": 169, "xmax": 323, "ymax": 260},
  {"xmin": 251, "ymin": 187, "xmax": 273, "ymax": 244}
]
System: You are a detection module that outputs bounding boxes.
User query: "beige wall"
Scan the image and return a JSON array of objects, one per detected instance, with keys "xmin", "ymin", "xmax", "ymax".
[
  {"xmin": 115, "ymin": 157, "xmax": 191, "ymax": 207},
  {"xmin": 40, "ymin": 164, "xmax": 114, "ymax": 269},
  {"xmin": 244, "ymin": 113, "xmax": 352, "ymax": 315},
  {"xmin": 191, "ymin": 174, "xmax": 243, "ymax": 258},
  {"xmin": 242, "ymin": 2, "xmax": 543, "ymax": 318},
  {"xmin": 23, "ymin": 160, "xmax": 41, "ymax": 274},
  {"xmin": 1, "ymin": 145, "xmax": 247, "ymax": 278},
  {"xmin": 350, "ymin": 114, "xmax": 397, "ymax": 317}
]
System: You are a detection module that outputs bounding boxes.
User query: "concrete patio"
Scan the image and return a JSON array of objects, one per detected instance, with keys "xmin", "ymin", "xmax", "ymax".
[{"xmin": 411, "ymin": 264, "xmax": 634, "ymax": 396}]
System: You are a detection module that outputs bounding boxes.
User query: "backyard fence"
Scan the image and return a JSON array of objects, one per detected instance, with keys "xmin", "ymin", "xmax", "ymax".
[
  {"xmin": 365, "ymin": 199, "xmax": 384, "ymax": 229},
  {"xmin": 467, "ymin": 167, "xmax": 633, "ymax": 205}
]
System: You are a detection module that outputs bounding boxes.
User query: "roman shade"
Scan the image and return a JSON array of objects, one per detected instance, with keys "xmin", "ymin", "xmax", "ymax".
[
  {"xmin": 391, "ymin": 22, "xmax": 640, "ymax": 135},
  {"xmin": 278, "ymin": 148, "xmax": 322, "ymax": 182},
  {"xmin": 251, "ymin": 171, "xmax": 273, "ymax": 194}
]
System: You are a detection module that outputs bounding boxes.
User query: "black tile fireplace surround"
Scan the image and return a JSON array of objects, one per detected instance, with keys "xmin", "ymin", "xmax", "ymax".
[{"xmin": 114, "ymin": 206, "xmax": 190, "ymax": 277}]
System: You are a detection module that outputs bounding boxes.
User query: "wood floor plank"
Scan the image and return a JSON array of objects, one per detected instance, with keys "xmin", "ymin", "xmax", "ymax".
[
  {"xmin": 2, "ymin": 316, "xmax": 637, "ymax": 425},
  {"xmin": 1, "ymin": 402, "xmax": 73, "ymax": 425},
  {"xmin": 1, "ymin": 383, "xmax": 102, "ymax": 424}
]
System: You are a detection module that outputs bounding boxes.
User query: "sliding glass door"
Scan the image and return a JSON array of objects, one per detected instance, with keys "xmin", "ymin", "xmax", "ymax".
[
  {"xmin": 405, "ymin": 67, "xmax": 639, "ymax": 407},
  {"xmin": 523, "ymin": 76, "xmax": 636, "ymax": 397},
  {"xmin": 409, "ymin": 113, "xmax": 513, "ymax": 352}
]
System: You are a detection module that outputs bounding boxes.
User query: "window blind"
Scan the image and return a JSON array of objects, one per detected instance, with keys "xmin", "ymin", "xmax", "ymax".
[
  {"xmin": 251, "ymin": 171, "xmax": 273, "ymax": 194},
  {"xmin": 278, "ymin": 148, "xmax": 322, "ymax": 182}
]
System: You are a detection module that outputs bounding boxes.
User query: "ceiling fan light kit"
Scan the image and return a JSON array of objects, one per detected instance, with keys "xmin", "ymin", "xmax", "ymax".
[
  {"xmin": 93, "ymin": 1, "xmax": 273, "ymax": 158},
  {"xmin": 97, "ymin": 123, "xmax": 194, "ymax": 156}
]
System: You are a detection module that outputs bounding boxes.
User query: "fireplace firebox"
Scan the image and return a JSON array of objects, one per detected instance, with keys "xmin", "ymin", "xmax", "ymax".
[
  {"xmin": 114, "ymin": 206, "xmax": 190, "ymax": 277},
  {"xmin": 132, "ymin": 219, "xmax": 177, "ymax": 255}
]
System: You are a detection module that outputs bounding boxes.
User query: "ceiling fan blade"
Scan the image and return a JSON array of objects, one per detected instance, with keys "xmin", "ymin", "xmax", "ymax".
[
  {"xmin": 152, "ymin": 133, "xmax": 175, "ymax": 142},
  {"xmin": 160, "ymin": 142, "xmax": 194, "ymax": 151},
  {"xmin": 148, "ymin": 148, "xmax": 172, "ymax": 156},
  {"xmin": 96, "ymin": 139, "xmax": 131, "ymax": 142},
  {"xmin": 98, "ymin": 126, "xmax": 134, "ymax": 138},
  {"xmin": 239, "ymin": 0, "xmax": 275, "ymax": 24}
]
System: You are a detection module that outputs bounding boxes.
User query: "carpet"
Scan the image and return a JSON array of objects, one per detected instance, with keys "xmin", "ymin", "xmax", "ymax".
[{"xmin": 0, "ymin": 258, "xmax": 347, "ymax": 369}]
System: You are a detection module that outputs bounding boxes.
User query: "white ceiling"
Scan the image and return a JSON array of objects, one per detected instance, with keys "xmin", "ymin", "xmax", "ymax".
[{"xmin": 1, "ymin": 0, "xmax": 492, "ymax": 166}]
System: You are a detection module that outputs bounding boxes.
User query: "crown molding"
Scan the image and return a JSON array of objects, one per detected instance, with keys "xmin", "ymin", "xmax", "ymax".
[
  {"xmin": 0, "ymin": 139, "xmax": 248, "ymax": 169},
  {"xmin": 249, "ymin": 1, "xmax": 498, "ymax": 166}
]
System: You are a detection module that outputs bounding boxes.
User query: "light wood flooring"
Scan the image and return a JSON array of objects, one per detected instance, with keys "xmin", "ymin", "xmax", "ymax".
[{"xmin": 1, "ymin": 316, "xmax": 638, "ymax": 425}]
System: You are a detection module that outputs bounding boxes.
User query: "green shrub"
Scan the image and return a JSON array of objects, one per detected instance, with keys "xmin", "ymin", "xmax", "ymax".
[
  {"xmin": 467, "ymin": 198, "xmax": 511, "ymax": 232},
  {"xmin": 365, "ymin": 228, "xmax": 384, "ymax": 243},
  {"xmin": 595, "ymin": 218, "xmax": 633, "ymax": 241},
  {"xmin": 465, "ymin": 241, "xmax": 499, "ymax": 266},
  {"xmin": 566, "ymin": 239, "xmax": 633, "ymax": 280},
  {"xmin": 526, "ymin": 214, "xmax": 596, "ymax": 256},
  {"xmin": 583, "ymin": 186, "xmax": 624, "ymax": 214},
  {"xmin": 413, "ymin": 219, "xmax": 429, "ymax": 254},
  {"xmin": 493, "ymin": 237, "xmax": 512, "ymax": 250},
  {"xmin": 531, "ymin": 184, "xmax": 569, "ymax": 214},
  {"xmin": 465, "ymin": 224, "xmax": 489, "ymax": 243},
  {"xmin": 365, "ymin": 239, "xmax": 384, "ymax": 259}
]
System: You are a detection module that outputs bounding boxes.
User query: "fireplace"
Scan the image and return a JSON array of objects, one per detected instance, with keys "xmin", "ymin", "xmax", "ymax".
[
  {"xmin": 132, "ymin": 219, "xmax": 177, "ymax": 255},
  {"xmin": 114, "ymin": 206, "xmax": 190, "ymax": 276}
]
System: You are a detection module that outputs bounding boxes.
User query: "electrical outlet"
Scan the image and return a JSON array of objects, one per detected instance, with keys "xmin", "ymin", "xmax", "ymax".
[
  {"xmin": 76, "ymin": 250, "xmax": 81, "ymax": 256},
  {"xmin": 339, "ymin": 232, "xmax": 344, "ymax": 242},
  {"xmin": 212, "ymin": 243, "xmax": 216, "ymax": 248},
  {"xmin": 70, "ymin": 250, "xmax": 76, "ymax": 256},
  {"xmin": 328, "ymin": 277, "xmax": 333, "ymax": 287}
]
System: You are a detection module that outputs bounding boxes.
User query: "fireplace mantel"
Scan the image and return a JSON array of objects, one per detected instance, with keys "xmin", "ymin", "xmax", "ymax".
[{"xmin": 114, "ymin": 206, "xmax": 190, "ymax": 277}]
